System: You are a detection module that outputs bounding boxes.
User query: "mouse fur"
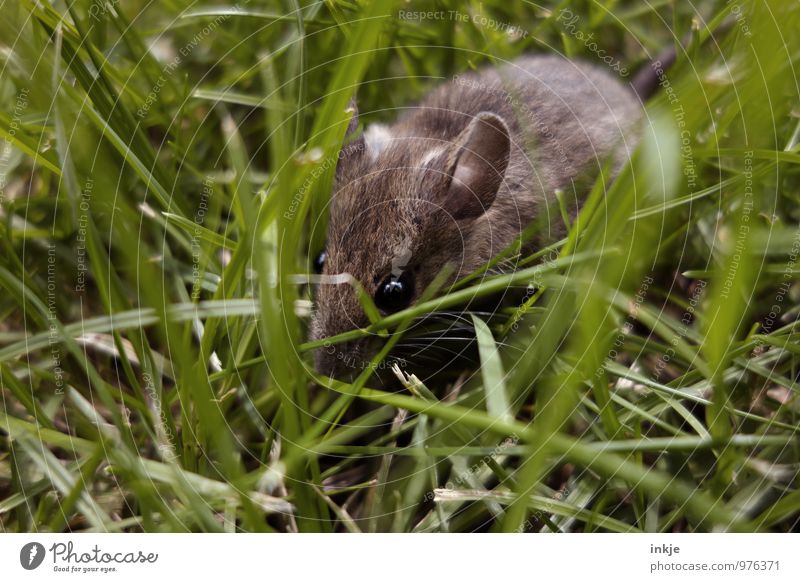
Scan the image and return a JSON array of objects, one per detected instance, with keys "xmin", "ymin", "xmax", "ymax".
[{"xmin": 311, "ymin": 55, "xmax": 642, "ymax": 380}]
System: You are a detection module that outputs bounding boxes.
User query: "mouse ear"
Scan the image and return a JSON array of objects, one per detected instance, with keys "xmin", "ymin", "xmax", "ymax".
[
  {"xmin": 344, "ymin": 99, "xmax": 360, "ymax": 140},
  {"xmin": 439, "ymin": 112, "xmax": 510, "ymax": 220},
  {"xmin": 336, "ymin": 100, "xmax": 365, "ymax": 178}
]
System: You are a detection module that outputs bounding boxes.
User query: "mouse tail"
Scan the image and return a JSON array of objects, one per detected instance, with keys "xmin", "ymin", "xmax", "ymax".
[
  {"xmin": 630, "ymin": 20, "xmax": 735, "ymax": 102},
  {"xmin": 630, "ymin": 44, "xmax": 679, "ymax": 102}
]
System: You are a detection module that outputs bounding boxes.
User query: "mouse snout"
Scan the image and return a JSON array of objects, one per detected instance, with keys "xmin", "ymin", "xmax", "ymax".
[
  {"xmin": 310, "ymin": 282, "xmax": 375, "ymax": 381},
  {"xmin": 312, "ymin": 337, "xmax": 374, "ymax": 382}
]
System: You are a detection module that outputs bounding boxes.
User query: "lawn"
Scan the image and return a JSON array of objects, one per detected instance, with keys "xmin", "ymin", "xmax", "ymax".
[{"xmin": 0, "ymin": 0, "xmax": 798, "ymax": 532}]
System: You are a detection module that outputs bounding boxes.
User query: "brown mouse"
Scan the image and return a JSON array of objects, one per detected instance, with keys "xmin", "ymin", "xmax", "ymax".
[{"xmin": 310, "ymin": 55, "xmax": 643, "ymax": 380}]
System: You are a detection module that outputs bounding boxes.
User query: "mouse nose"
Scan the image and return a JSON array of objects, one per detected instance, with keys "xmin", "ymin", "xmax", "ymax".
[
  {"xmin": 312, "ymin": 338, "xmax": 370, "ymax": 382},
  {"xmin": 310, "ymin": 276, "xmax": 375, "ymax": 380}
]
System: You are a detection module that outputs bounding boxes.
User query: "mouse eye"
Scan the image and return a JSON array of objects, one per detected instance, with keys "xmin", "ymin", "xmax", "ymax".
[
  {"xmin": 313, "ymin": 250, "xmax": 327, "ymax": 274},
  {"xmin": 375, "ymin": 272, "xmax": 414, "ymax": 312}
]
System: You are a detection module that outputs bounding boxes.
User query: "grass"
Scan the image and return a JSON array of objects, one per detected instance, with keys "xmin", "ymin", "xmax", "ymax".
[{"xmin": 0, "ymin": 0, "xmax": 798, "ymax": 533}]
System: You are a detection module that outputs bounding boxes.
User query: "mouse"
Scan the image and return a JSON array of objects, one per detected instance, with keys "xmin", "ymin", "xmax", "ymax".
[{"xmin": 310, "ymin": 54, "xmax": 647, "ymax": 381}]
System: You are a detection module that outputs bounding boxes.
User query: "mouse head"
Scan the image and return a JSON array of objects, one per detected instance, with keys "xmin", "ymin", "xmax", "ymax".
[{"xmin": 310, "ymin": 104, "xmax": 510, "ymax": 379}]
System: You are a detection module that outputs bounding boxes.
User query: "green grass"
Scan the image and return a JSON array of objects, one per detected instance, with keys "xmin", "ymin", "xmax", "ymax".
[{"xmin": 0, "ymin": 0, "xmax": 798, "ymax": 532}]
